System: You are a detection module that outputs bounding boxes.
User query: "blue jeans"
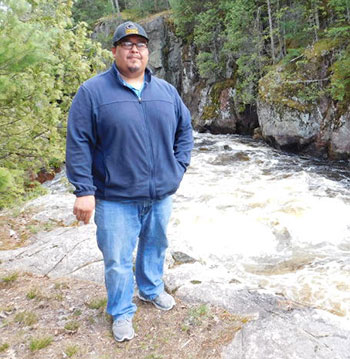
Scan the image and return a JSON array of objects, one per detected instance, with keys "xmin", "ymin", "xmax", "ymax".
[{"xmin": 94, "ymin": 196, "xmax": 172, "ymax": 321}]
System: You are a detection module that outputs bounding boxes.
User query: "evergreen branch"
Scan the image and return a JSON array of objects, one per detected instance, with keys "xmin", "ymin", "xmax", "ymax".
[{"xmin": 0, "ymin": 118, "xmax": 23, "ymax": 126}]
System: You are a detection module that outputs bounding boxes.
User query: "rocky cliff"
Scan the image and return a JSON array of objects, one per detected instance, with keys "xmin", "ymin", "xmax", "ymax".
[
  {"xmin": 93, "ymin": 13, "xmax": 350, "ymax": 159},
  {"xmin": 93, "ymin": 13, "xmax": 259, "ymax": 136},
  {"xmin": 258, "ymin": 42, "xmax": 350, "ymax": 160}
]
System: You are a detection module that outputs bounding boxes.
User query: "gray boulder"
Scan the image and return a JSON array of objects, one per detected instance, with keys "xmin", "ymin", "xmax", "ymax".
[{"xmin": 222, "ymin": 310, "xmax": 350, "ymax": 359}]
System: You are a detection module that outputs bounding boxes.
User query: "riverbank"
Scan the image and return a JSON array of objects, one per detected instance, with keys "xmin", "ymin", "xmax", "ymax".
[
  {"xmin": 1, "ymin": 133, "xmax": 350, "ymax": 358},
  {"xmin": 0, "ymin": 269, "xmax": 240, "ymax": 359}
]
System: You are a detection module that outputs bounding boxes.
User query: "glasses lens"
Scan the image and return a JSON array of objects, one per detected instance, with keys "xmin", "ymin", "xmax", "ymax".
[
  {"xmin": 136, "ymin": 43, "xmax": 147, "ymax": 49},
  {"xmin": 119, "ymin": 41, "xmax": 147, "ymax": 50}
]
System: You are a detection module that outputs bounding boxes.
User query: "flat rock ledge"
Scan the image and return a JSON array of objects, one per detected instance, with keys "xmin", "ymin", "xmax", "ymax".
[{"xmin": 1, "ymin": 188, "xmax": 350, "ymax": 358}]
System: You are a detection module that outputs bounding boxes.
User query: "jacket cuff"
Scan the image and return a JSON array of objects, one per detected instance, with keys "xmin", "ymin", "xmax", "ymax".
[{"xmin": 74, "ymin": 190, "xmax": 95, "ymax": 197}]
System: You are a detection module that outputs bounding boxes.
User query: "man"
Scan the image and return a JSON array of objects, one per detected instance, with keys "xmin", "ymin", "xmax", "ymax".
[{"xmin": 65, "ymin": 21, "xmax": 193, "ymax": 342}]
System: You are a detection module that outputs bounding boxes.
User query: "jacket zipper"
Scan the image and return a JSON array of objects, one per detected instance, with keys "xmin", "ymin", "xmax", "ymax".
[
  {"xmin": 138, "ymin": 92, "xmax": 156, "ymax": 199},
  {"xmin": 124, "ymin": 83, "xmax": 156, "ymax": 199}
]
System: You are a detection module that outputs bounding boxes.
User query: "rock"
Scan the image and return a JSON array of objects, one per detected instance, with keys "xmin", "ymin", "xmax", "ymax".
[
  {"xmin": 257, "ymin": 100, "xmax": 321, "ymax": 151},
  {"xmin": 41, "ymin": 169, "xmax": 73, "ymax": 194},
  {"xmin": 171, "ymin": 251, "xmax": 196, "ymax": 265},
  {"xmin": 257, "ymin": 51, "xmax": 350, "ymax": 159},
  {"xmin": 22, "ymin": 193, "xmax": 77, "ymax": 226},
  {"xmin": 1, "ymin": 225, "xmax": 104, "ymax": 282},
  {"xmin": 174, "ymin": 282, "xmax": 285, "ymax": 320},
  {"xmin": 191, "ymin": 81, "xmax": 258, "ymax": 135},
  {"xmin": 2, "ymin": 168, "xmax": 350, "ymax": 358},
  {"xmin": 91, "ymin": 15, "xmax": 124, "ymax": 48},
  {"xmin": 143, "ymin": 16, "xmax": 166, "ymax": 76},
  {"xmin": 329, "ymin": 112, "xmax": 350, "ymax": 160},
  {"xmin": 222, "ymin": 310, "xmax": 350, "ymax": 359},
  {"xmin": 257, "ymin": 96, "xmax": 350, "ymax": 159}
]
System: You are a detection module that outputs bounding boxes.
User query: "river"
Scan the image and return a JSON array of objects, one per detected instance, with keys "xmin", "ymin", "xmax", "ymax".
[{"xmin": 169, "ymin": 132, "xmax": 350, "ymax": 326}]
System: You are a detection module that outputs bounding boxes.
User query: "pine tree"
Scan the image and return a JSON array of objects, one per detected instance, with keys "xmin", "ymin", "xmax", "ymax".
[{"xmin": 0, "ymin": 0, "xmax": 110, "ymax": 208}]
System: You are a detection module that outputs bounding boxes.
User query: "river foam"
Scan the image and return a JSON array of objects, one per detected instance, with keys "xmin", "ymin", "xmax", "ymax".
[{"xmin": 170, "ymin": 132, "xmax": 350, "ymax": 325}]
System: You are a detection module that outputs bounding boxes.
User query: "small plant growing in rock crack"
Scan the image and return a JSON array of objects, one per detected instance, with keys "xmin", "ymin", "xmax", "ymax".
[
  {"xmin": 72, "ymin": 309, "xmax": 82, "ymax": 317},
  {"xmin": 64, "ymin": 320, "xmax": 80, "ymax": 332},
  {"xmin": 145, "ymin": 354, "xmax": 164, "ymax": 359},
  {"xmin": 29, "ymin": 336, "xmax": 53, "ymax": 352},
  {"xmin": 184, "ymin": 304, "xmax": 209, "ymax": 326},
  {"xmin": 64, "ymin": 344, "xmax": 79, "ymax": 357},
  {"xmin": 0, "ymin": 343, "xmax": 9, "ymax": 352},
  {"xmin": 54, "ymin": 282, "xmax": 70, "ymax": 290},
  {"xmin": 189, "ymin": 304, "xmax": 208, "ymax": 318},
  {"xmin": 86, "ymin": 297, "xmax": 107, "ymax": 310},
  {"xmin": 14, "ymin": 311, "xmax": 38, "ymax": 326},
  {"xmin": 2, "ymin": 272, "xmax": 18, "ymax": 283},
  {"xmin": 26, "ymin": 287, "xmax": 41, "ymax": 300}
]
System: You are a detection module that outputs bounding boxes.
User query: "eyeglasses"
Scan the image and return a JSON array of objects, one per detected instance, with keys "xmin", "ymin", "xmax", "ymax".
[{"xmin": 117, "ymin": 41, "xmax": 148, "ymax": 50}]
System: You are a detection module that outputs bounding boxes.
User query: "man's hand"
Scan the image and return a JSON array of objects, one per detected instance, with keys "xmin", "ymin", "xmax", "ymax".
[{"xmin": 73, "ymin": 195, "xmax": 95, "ymax": 224}]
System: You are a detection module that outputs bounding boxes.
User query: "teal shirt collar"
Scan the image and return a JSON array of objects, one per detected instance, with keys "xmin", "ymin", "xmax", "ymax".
[{"xmin": 122, "ymin": 78, "xmax": 145, "ymax": 99}]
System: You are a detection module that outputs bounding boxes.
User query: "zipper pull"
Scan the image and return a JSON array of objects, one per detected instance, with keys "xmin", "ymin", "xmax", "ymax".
[{"xmin": 138, "ymin": 97, "xmax": 141, "ymax": 103}]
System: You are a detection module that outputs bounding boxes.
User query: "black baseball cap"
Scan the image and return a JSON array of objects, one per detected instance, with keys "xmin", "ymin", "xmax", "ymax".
[{"xmin": 112, "ymin": 21, "xmax": 149, "ymax": 45}]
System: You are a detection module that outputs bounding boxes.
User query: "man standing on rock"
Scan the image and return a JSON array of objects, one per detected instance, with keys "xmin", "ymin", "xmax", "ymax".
[{"xmin": 66, "ymin": 21, "xmax": 193, "ymax": 342}]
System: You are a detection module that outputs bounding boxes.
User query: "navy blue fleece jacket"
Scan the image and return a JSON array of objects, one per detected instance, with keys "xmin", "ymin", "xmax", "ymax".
[{"xmin": 66, "ymin": 63, "xmax": 193, "ymax": 200}]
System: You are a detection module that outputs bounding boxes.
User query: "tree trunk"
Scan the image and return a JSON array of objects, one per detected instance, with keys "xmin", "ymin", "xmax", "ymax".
[
  {"xmin": 109, "ymin": 0, "xmax": 115, "ymax": 12},
  {"xmin": 114, "ymin": 0, "xmax": 120, "ymax": 14},
  {"xmin": 313, "ymin": 0, "xmax": 320, "ymax": 41},
  {"xmin": 109, "ymin": 0, "xmax": 120, "ymax": 14},
  {"xmin": 276, "ymin": 0, "xmax": 285, "ymax": 58},
  {"xmin": 267, "ymin": 0, "xmax": 276, "ymax": 63},
  {"xmin": 255, "ymin": 6, "xmax": 263, "ymax": 72}
]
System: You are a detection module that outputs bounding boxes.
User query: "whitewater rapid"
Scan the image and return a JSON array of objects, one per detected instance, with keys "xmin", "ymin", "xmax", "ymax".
[{"xmin": 169, "ymin": 132, "xmax": 350, "ymax": 325}]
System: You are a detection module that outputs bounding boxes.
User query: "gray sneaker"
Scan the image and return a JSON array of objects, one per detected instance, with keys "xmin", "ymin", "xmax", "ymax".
[
  {"xmin": 112, "ymin": 318, "xmax": 135, "ymax": 342},
  {"xmin": 138, "ymin": 291, "xmax": 176, "ymax": 311}
]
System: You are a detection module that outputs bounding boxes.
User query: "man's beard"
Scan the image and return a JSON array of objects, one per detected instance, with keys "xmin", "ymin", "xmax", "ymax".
[{"xmin": 127, "ymin": 65, "xmax": 140, "ymax": 73}]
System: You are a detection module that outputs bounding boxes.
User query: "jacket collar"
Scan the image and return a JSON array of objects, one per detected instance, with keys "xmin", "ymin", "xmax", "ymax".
[{"xmin": 111, "ymin": 62, "xmax": 152, "ymax": 84}]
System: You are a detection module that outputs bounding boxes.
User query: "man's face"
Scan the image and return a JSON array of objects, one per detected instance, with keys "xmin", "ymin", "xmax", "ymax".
[{"xmin": 112, "ymin": 35, "xmax": 149, "ymax": 78}]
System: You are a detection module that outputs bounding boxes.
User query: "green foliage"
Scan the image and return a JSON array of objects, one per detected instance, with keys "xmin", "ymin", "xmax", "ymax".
[
  {"xmin": 169, "ymin": 0, "xmax": 350, "ymax": 110},
  {"xmin": 196, "ymin": 52, "xmax": 220, "ymax": 79},
  {"xmin": 1, "ymin": 271, "xmax": 19, "ymax": 283},
  {"xmin": 126, "ymin": 0, "xmax": 170, "ymax": 18},
  {"xmin": 259, "ymin": 37, "xmax": 344, "ymax": 113},
  {"xmin": 64, "ymin": 320, "xmax": 80, "ymax": 331},
  {"xmin": 29, "ymin": 336, "xmax": 53, "ymax": 351},
  {"xmin": 0, "ymin": 0, "xmax": 110, "ymax": 208},
  {"xmin": 86, "ymin": 297, "xmax": 107, "ymax": 310},
  {"xmin": 26, "ymin": 287, "xmax": 41, "ymax": 300},
  {"xmin": 0, "ymin": 167, "xmax": 47, "ymax": 209},
  {"xmin": 0, "ymin": 167, "xmax": 11, "ymax": 192},
  {"xmin": 327, "ymin": 0, "xmax": 350, "ymax": 38},
  {"xmin": 71, "ymin": 0, "xmax": 114, "ymax": 27},
  {"xmin": 330, "ymin": 47, "xmax": 350, "ymax": 103},
  {"xmin": 72, "ymin": 0, "xmax": 170, "ymax": 26},
  {"xmin": 189, "ymin": 304, "xmax": 208, "ymax": 319},
  {"xmin": 193, "ymin": 6, "xmax": 226, "ymax": 80},
  {"xmin": 0, "ymin": 343, "xmax": 9, "ymax": 352},
  {"xmin": 64, "ymin": 344, "xmax": 79, "ymax": 357},
  {"xmin": 14, "ymin": 311, "xmax": 38, "ymax": 326},
  {"xmin": 223, "ymin": 0, "xmax": 267, "ymax": 104},
  {"xmin": 169, "ymin": 0, "xmax": 210, "ymax": 38}
]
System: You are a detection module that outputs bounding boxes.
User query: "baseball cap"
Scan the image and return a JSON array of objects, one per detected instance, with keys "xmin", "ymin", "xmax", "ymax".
[{"xmin": 112, "ymin": 21, "xmax": 149, "ymax": 45}]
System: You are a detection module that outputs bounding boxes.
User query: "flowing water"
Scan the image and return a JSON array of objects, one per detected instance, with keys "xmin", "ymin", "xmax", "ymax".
[{"xmin": 170, "ymin": 132, "xmax": 350, "ymax": 326}]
